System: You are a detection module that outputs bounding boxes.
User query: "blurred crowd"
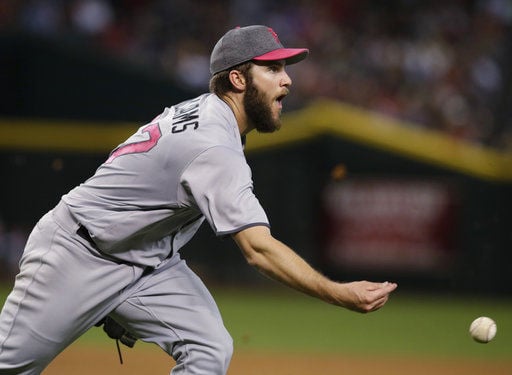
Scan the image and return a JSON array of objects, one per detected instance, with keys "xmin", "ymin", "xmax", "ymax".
[
  {"xmin": 0, "ymin": 220, "xmax": 26, "ymax": 282},
  {"xmin": 1, "ymin": 0, "xmax": 512, "ymax": 149}
]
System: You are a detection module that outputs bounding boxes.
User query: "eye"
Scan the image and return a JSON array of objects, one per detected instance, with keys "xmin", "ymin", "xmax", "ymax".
[{"xmin": 268, "ymin": 62, "xmax": 284, "ymax": 73}]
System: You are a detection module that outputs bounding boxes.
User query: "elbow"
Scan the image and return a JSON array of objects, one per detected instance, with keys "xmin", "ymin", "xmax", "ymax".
[
  {"xmin": 242, "ymin": 246, "xmax": 262, "ymax": 268},
  {"xmin": 233, "ymin": 226, "xmax": 273, "ymax": 270},
  {"xmin": 239, "ymin": 240, "xmax": 270, "ymax": 271},
  {"xmin": 245, "ymin": 257, "xmax": 258, "ymax": 269}
]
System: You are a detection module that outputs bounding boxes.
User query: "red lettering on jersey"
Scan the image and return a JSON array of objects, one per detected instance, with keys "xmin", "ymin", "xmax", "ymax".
[{"xmin": 105, "ymin": 123, "xmax": 162, "ymax": 163}]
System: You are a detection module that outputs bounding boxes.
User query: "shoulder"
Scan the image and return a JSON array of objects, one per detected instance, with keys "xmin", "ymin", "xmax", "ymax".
[
  {"xmin": 197, "ymin": 94, "xmax": 243, "ymax": 151},
  {"xmin": 158, "ymin": 94, "xmax": 239, "ymax": 144},
  {"xmin": 188, "ymin": 145, "xmax": 248, "ymax": 172},
  {"xmin": 162, "ymin": 94, "xmax": 233, "ymax": 123},
  {"xmin": 200, "ymin": 94, "xmax": 237, "ymax": 130}
]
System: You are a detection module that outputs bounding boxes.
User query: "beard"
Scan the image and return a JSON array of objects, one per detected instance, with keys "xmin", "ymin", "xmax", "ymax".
[{"xmin": 243, "ymin": 79, "xmax": 282, "ymax": 133}]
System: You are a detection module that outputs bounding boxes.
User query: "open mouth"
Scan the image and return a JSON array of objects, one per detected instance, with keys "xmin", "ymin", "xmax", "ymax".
[{"xmin": 275, "ymin": 93, "xmax": 287, "ymax": 108}]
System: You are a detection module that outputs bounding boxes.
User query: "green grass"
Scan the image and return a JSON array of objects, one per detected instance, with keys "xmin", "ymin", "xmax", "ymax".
[
  {"xmin": 1, "ymin": 284, "xmax": 511, "ymax": 360},
  {"xmin": 213, "ymin": 288, "xmax": 512, "ymax": 360}
]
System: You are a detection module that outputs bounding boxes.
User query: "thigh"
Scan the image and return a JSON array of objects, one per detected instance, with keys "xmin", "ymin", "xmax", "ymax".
[
  {"xmin": 112, "ymin": 257, "xmax": 229, "ymax": 354},
  {"xmin": 0, "ymin": 212, "xmax": 141, "ymax": 373}
]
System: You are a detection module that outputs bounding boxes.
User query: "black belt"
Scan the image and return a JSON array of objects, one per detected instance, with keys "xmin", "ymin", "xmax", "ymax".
[{"xmin": 77, "ymin": 224, "xmax": 154, "ymax": 275}]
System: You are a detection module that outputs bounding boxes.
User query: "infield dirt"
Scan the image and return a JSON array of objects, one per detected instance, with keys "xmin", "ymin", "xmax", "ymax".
[{"xmin": 45, "ymin": 344, "xmax": 512, "ymax": 375}]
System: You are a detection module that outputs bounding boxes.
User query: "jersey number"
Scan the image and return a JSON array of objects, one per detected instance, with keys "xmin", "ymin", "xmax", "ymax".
[{"xmin": 106, "ymin": 123, "xmax": 162, "ymax": 163}]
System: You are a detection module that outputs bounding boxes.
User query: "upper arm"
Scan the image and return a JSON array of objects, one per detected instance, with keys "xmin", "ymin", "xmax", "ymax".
[{"xmin": 180, "ymin": 146, "xmax": 269, "ymax": 235}]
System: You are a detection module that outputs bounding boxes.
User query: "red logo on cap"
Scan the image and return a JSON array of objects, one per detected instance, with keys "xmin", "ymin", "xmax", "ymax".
[{"xmin": 268, "ymin": 27, "xmax": 280, "ymax": 43}]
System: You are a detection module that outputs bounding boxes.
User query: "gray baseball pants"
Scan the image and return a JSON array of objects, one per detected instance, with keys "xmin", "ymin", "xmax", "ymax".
[{"xmin": 0, "ymin": 202, "xmax": 233, "ymax": 374}]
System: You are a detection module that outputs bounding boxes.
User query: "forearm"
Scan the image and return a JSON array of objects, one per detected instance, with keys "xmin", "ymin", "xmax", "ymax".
[
  {"xmin": 233, "ymin": 226, "xmax": 342, "ymax": 305},
  {"xmin": 233, "ymin": 225, "xmax": 398, "ymax": 313}
]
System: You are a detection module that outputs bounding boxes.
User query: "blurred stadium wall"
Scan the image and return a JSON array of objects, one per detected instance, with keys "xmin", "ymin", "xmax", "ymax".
[{"xmin": 1, "ymin": 33, "xmax": 511, "ymax": 296}]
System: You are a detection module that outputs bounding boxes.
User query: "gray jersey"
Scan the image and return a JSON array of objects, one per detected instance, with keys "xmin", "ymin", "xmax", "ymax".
[{"xmin": 62, "ymin": 93, "xmax": 269, "ymax": 267}]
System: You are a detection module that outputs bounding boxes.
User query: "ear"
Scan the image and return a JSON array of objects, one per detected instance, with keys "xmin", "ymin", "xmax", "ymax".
[{"xmin": 228, "ymin": 70, "xmax": 246, "ymax": 91}]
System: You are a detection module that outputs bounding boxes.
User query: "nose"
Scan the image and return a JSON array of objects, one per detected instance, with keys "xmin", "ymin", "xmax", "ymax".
[{"xmin": 281, "ymin": 70, "xmax": 292, "ymax": 87}]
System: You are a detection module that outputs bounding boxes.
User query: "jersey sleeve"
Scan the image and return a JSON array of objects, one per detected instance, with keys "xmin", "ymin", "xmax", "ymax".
[{"xmin": 179, "ymin": 146, "xmax": 269, "ymax": 236}]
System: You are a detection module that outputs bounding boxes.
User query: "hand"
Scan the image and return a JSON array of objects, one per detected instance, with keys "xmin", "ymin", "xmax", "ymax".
[{"xmin": 334, "ymin": 281, "xmax": 398, "ymax": 313}]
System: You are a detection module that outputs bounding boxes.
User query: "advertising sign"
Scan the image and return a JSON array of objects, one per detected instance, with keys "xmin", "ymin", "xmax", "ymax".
[{"xmin": 322, "ymin": 178, "xmax": 459, "ymax": 274}]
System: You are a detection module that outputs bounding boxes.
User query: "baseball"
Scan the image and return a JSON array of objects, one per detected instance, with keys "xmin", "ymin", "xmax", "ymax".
[{"xmin": 469, "ymin": 317, "xmax": 497, "ymax": 343}]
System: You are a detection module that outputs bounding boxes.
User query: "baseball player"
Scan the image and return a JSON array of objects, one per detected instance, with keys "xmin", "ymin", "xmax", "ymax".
[{"xmin": 0, "ymin": 25, "xmax": 397, "ymax": 374}]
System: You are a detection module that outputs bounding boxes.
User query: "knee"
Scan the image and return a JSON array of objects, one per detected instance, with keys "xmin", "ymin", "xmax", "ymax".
[
  {"xmin": 0, "ymin": 327, "xmax": 56, "ymax": 375},
  {"xmin": 215, "ymin": 330, "xmax": 233, "ymax": 367},
  {"xmin": 0, "ymin": 345, "xmax": 52, "ymax": 375},
  {"xmin": 172, "ymin": 329, "xmax": 233, "ymax": 374},
  {"xmin": 198, "ymin": 329, "xmax": 234, "ymax": 372}
]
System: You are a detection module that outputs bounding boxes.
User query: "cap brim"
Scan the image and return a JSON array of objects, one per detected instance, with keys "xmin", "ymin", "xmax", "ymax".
[{"xmin": 253, "ymin": 48, "xmax": 309, "ymax": 65}]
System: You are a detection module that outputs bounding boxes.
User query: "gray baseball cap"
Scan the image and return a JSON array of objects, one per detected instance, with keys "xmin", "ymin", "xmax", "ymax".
[{"xmin": 210, "ymin": 25, "xmax": 309, "ymax": 75}]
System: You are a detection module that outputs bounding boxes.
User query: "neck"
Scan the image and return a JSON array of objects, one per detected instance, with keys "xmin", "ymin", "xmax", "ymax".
[{"xmin": 219, "ymin": 93, "xmax": 253, "ymax": 136}]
